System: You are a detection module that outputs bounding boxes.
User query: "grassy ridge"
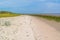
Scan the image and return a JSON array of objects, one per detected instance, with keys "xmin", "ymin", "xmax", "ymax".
[
  {"xmin": 0, "ymin": 11, "xmax": 20, "ymax": 18},
  {"xmin": 0, "ymin": 11, "xmax": 60, "ymax": 22},
  {"xmin": 31, "ymin": 15, "xmax": 60, "ymax": 22}
]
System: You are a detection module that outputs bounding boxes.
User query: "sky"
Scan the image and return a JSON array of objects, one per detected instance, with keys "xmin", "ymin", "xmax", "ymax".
[{"xmin": 0, "ymin": 0, "xmax": 60, "ymax": 13}]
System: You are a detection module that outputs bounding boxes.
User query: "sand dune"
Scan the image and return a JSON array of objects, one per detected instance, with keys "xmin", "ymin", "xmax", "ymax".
[{"xmin": 0, "ymin": 15, "xmax": 60, "ymax": 40}]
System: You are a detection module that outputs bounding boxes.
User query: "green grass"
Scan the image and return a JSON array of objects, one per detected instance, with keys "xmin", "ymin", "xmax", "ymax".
[
  {"xmin": 0, "ymin": 11, "xmax": 20, "ymax": 18},
  {"xmin": 31, "ymin": 15, "xmax": 60, "ymax": 22}
]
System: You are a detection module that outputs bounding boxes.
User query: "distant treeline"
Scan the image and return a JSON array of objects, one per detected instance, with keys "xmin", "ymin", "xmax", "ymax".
[{"xmin": 0, "ymin": 11, "xmax": 16, "ymax": 14}]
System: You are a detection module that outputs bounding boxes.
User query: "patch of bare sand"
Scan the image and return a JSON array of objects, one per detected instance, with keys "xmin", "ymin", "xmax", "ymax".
[
  {"xmin": 30, "ymin": 16, "xmax": 60, "ymax": 40},
  {"xmin": 36, "ymin": 17, "xmax": 60, "ymax": 32},
  {"xmin": 0, "ymin": 15, "xmax": 60, "ymax": 40}
]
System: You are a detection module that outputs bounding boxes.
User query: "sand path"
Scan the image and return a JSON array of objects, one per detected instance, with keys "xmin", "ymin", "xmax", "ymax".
[{"xmin": 0, "ymin": 15, "xmax": 60, "ymax": 40}]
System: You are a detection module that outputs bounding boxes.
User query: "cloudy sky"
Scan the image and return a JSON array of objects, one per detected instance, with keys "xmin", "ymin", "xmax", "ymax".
[{"xmin": 0, "ymin": 0, "xmax": 60, "ymax": 13}]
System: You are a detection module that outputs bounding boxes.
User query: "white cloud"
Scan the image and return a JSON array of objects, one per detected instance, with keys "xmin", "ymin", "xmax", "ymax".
[
  {"xmin": 39, "ymin": 0, "xmax": 46, "ymax": 1},
  {"xmin": 46, "ymin": 2, "xmax": 60, "ymax": 8},
  {"xmin": 44, "ymin": 2, "xmax": 60, "ymax": 13},
  {"xmin": 34, "ymin": 0, "xmax": 46, "ymax": 2},
  {"xmin": 0, "ymin": 0, "xmax": 33, "ymax": 7}
]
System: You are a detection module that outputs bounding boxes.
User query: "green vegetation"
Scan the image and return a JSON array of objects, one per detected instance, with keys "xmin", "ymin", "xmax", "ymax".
[
  {"xmin": 0, "ymin": 20, "xmax": 11, "ymax": 26},
  {"xmin": 4, "ymin": 21, "xmax": 11, "ymax": 26},
  {"xmin": 32, "ymin": 15, "xmax": 60, "ymax": 22},
  {"xmin": 0, "ymin": 11, "xmax": 20, "ymax": 18},
  {"xmin": 0, "ymin": 11, "xmax": 60, "ymax": 22}
]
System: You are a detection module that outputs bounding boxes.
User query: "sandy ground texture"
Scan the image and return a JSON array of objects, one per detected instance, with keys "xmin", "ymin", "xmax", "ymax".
[
  {"xmin": 36, "ymin": 17, "xmax": 60, "ymax": 32},
  {"xmin": 0, "ymin": 15, "xmax": 60, "ymax": 40}
]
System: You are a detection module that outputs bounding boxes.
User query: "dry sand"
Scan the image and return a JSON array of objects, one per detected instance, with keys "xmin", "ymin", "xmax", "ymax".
[
  {"xmin": 0, "ymin": 15, "xmax": 60, "ymax": 40},
  {"xmin": 36, "ymin": 17, "xmax": 60, "ymax": 32}
]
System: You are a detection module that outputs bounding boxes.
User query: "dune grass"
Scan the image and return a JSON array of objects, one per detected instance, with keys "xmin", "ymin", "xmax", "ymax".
[
  {"xmin": 31, "ymin": 15, "xmax": 60, "ymax": 22},
  {"xmin": 0, "ymin": 11, "xmax": 20, "ymax": 18}
]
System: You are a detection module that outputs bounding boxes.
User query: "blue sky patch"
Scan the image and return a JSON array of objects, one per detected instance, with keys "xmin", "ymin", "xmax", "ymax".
[{"xmin": 0, "ymin": 0, "xmax": 60, "ymax": 13}]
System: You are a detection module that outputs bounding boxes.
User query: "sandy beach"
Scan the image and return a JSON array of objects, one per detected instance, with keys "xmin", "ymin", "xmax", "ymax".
[{"xmin": 0, "ymin": 15, "xmax": 60, "ymax": 40}]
